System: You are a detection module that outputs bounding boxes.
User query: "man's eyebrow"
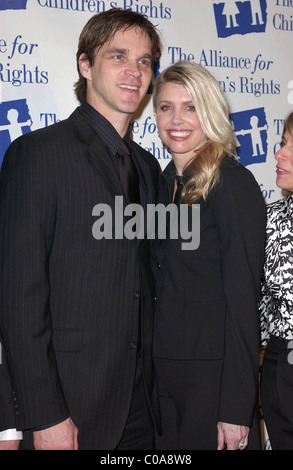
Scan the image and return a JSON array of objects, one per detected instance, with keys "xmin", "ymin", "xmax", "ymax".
[
  {"xmin": 142, "ymin": 53, "xmax": 153, "ymax": 60},
  {"xmin": 103, "ymin": 47, "xmax": 128, "ymax": 56},
  {"xmin": 103, "ymin": 48, "xmax": 152, "ymax": 59}
]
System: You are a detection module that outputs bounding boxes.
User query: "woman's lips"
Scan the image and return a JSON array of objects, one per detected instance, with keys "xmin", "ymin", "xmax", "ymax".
[
  {"xmin": 167, "ymin": 130, "xmax": 192, "ymax": 140},
  {"xmin": 276, "ymin": 166, "xmax": 289, "ymax": 175}
]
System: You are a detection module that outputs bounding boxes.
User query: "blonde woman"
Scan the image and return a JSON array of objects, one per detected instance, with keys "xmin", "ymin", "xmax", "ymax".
[
  {"xmin": 259, "ymin": 112, "xmax": 293, "ymax": 449},
  {"xmin": 151, "ymin": 61, "xmax": 266, "ymax": 450}
]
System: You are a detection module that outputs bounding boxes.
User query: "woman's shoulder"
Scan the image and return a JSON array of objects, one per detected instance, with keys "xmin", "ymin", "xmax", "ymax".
[
  {"xmin": 266, "ymin": 196, "xmax": 292, "ymax": 220},
  {"xmin": 220, "ymin": 155, "xmax": 253, "ymax": 177},
  {"xmin": 218, "ymin": 155, "xmax": 259, "ymax": 191},
  {"xmin": 266, "ymin": 197, "xmax": 285, "ymax": 211},
  {"xmin": 210, "ymin": 156, "xmax": 266, "ymax": 216}
]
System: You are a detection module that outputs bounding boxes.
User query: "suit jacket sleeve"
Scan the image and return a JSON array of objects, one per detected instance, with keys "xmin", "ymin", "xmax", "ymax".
[
  {"xmin": 0, "ymin": 134, "xmax": 69, "ymax": 430},
  {"xmin": 0, "ymin": 338, "xmax": 17, "ymax": 432},
  {"xmin": 213, "ymin": 164, "xmax": 266, "ymax": 426}
]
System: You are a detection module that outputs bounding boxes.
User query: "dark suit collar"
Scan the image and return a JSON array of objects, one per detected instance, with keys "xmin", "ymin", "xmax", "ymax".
[
  {"xmin": 159, "ymin": 159, "xmax": 176, "ymax": 203},
  {"xmin": 79, "ymin": 101, "xmax": 131, "ymax": 157},
  {"xmin": 67, "ymin": 107, "xmax": 122, "ymax": 196},
  {"xmin": 162, "ymin": 158, "xmax": 176, "ymax": 179},
  {"xmin": 68, "ymin": 107, "xmax": 157, "ymax": 206},
  {"xmin": 67, "ymin": 107, "xmax": 97, "ymax": 144}
]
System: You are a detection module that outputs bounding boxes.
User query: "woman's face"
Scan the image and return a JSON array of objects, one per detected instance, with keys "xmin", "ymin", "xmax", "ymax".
[
  {"xmin": 275, "ymin": 130, "xmax": 293, "ymax": 192},
  {"xmin": 154, "ymin": 82, "xmax": 207, "ymax": 167}
]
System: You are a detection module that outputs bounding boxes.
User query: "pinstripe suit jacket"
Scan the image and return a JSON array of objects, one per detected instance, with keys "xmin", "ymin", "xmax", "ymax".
[{"xmin": 0, "ymin": 107, "xmax": 161, "ymax": 449}]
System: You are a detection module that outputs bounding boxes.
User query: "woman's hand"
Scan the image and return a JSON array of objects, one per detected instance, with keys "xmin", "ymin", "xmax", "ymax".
[{"xmin": 217, "ymin": 421, "xmax": 249, "ymax": 450}]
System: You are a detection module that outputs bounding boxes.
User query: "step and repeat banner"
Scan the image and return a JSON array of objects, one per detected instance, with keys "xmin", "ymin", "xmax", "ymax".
[{"xmin": 0, "ymin": 0, "xmax": 292, "ymax": 449}]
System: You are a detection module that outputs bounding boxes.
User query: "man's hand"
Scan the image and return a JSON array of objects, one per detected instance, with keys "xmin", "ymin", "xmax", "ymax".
[
  {"xmin": 217, "ymin": 421, "xmax": 249, "ymax": 450},
  {"xmin": 33, "ymin": 418, "xmax": 78, "ymax": 450},
  {"xmin": 0, "ymin": 440, "xmax": 20, "ymax": 450}
]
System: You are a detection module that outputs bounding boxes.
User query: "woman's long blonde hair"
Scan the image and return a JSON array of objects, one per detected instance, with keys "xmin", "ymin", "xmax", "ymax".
[
  {"xmin": 153, "ymin": 61, "xmax": 237, "ymax": 203},
  {"xmin": 281, "ymin": 112, "xmax": 293, "ymax": 197}
]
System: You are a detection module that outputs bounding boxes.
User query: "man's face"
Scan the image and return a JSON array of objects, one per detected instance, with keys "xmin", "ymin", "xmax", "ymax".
[
  {"xmin": 275, "ymin": 131, "xmax": 293, "ymax": 192},
  {"xmin": 80, "ymin": 27, "xmax": 153, "ymax": 125}
]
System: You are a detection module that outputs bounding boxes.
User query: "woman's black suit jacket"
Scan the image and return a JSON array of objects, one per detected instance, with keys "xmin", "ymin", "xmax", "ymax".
[
  {"xmin": 152, "ymin": 157, "xmax": 266, "ymax": 427},
  {"xmin": 0, "ymin": 107, "xmax": 161, "ymax": 449}
]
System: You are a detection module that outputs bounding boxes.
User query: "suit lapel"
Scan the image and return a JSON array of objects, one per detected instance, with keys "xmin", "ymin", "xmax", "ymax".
[
  {"xmin": 130, "ymin": 143, "xmax": 159, "ymax": 241},
  {"xmin": 68, "ymin": 109, "xmax": 123, "ymax": 198},
  {"xmin": 153, "ymin": 160, "xmax": 175, "ymax": 252},
  {"xmin": 130, "ymin": 143, "xmax": 156, "ymax": 206},
  {"xmin": 86, "ymin": 134, "xmax": 123, "ymax": 198}
]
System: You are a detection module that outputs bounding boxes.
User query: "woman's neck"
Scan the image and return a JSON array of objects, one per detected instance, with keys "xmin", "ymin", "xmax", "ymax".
[{"xmin": 172, "ymin": 153, "xmax": 192, "ymax": 176}]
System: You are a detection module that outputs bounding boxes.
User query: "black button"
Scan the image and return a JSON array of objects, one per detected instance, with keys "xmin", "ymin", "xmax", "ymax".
[
  {"xmin": 129, "ymin": 342, "xmax": 137, "ymax": 349},
  {"xmin": 134, "ymin": 291, "xmax": 140, "ymax": 299}
]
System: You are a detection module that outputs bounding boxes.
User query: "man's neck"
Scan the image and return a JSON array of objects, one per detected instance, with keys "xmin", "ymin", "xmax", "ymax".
[{"xmin": 86, "ymin": 99, "xmax": 131, "ymax": 138}]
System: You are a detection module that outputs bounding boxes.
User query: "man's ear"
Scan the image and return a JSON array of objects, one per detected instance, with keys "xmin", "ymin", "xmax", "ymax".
[{"xmin": 78, "ymin": 53, "xmax": 91, "ymax": 79}]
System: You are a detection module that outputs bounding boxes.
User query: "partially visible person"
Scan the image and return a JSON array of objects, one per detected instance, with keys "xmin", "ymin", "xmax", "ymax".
[
  {"xmin": 259, "ymin": 111, "xmax": 293, "ymax": 450},
  {"xmin": 0, "ymin": 339, "xmax": 22, "ymax": 450},
  {"xmin": 151, "ymin": 60, "xmax": 266, "ymax": 450},
  {"xmin": 0, "ymin": 9, "xmax": 161, "ymax": 450}
]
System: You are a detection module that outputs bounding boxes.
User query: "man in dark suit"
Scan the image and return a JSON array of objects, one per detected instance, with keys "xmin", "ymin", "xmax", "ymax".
[{"xmin": 0, "ymin": 9, "xmax": 161, "ymax": 450}]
